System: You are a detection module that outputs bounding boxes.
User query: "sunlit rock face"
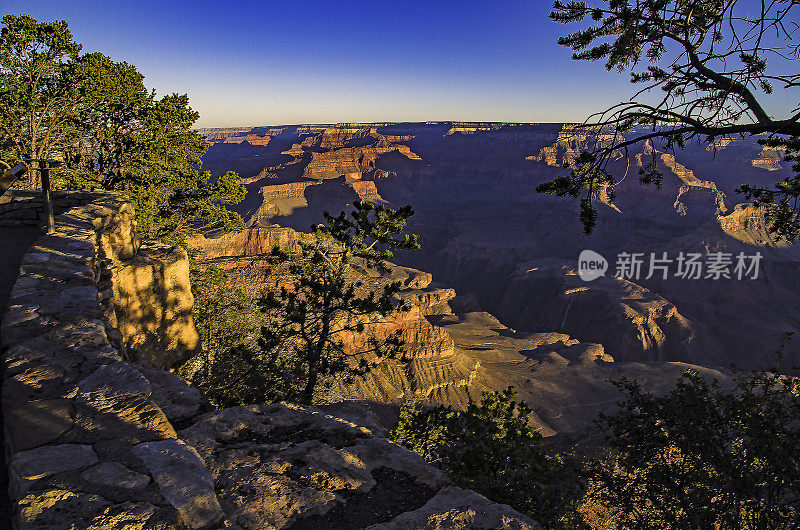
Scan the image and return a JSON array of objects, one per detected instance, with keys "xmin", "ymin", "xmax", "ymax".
[
  {"xmin": 189, "ymin": 224, "xmax": 301, "ymax": 258},
  {"xmin": 178, "ymin": 403, "xmax": 540, "ymax": 529},
  {"xmin": 751, "ymin": 144, "xmax": 785, "ymax": 171},
  {"xmin": 189, "ymin": 222, "xmax": 466, "ymax": 405},
  {"xmin": 197, "ymin": 122, "xmax": 800, "ymax": 435},
  {"xmin": 108, "ymin": 243, "xmax": 200, "ymax": 370},
  {"xmin": 299, "ymin": 135, "xmax": 421, "ymax": 180}
]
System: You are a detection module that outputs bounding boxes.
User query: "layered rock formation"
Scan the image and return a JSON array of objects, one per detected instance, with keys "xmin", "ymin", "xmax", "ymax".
[
  {"xmin": 751, "ymin": 144, "xmax": 785, "ymax": 171},
  {"xmin": 189, "ymin": 224, "xmax": 302, "ymax": 259},
  {"xmin": 717, "ymin": 203, "xmax": 792, "ymax": 247},
  {"xmin": 189, "ymin": 225, "xmax": 475, "ymax": 406},
  {"xmin": 223, "ymin": 134, "xmax": 271, "ymax": 146},
  {"xmin": 492, "ymin": 261, "xmax": 704, "ymax": 363},
  {"xmin": 187, "ymin": 216, "xmax": 729, "ymax": 442},
  {"xmin": 195, "ymin": 122, "xmax": 799, "ymax": 440},
  {"xmin": 527, "ymin": 125, "xmax": 618, "ymax": 167},
  {"xmin": 351, "ymin": 180, "xmax": 384, "ymax": 202},
  {"xmin": 299, "ymin": 139, "xmax": 420, "ymax": 180}
]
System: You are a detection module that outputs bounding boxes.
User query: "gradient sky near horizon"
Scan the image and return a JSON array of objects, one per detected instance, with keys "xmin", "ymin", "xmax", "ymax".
[{"xmin": 6, "ymin": 0, "xmax": 797, "ymax": 127}]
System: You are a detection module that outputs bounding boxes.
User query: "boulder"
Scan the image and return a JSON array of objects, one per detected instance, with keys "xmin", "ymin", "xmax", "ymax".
[
  {"xmin": 179, "ymin": 403, "xmax": 451, "ymax": 529},
  {"xmin": 132, "ymin": 439, "xmax": 223, "ymax": 528},
  {"xmin": 108, "ymin": 243, "xmax": 200, "ymax": 369}
]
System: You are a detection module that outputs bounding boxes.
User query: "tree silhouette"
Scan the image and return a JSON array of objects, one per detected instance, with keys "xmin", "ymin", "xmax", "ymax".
[
  {"xmin": 0, "ymin": 15, "xmax": 245, "ymax": 244},
  {"xmin": 539, "ymin": 1, "xmax": 800, "ymax": 240},
  {"xmin": 256, "ymin": 201, "xmax": 421, "ymax": 405}
]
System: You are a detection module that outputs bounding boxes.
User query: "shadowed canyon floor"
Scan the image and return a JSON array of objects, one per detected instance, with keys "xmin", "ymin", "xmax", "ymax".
[{"xmin": 195, "ymin": 122, "xmax": 799, "ymax": 439}]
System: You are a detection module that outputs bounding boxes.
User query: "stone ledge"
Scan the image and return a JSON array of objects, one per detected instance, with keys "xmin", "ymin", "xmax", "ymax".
[{"xmin": 1, "ymin": 192, "xmax": 219, "ymax": 529}]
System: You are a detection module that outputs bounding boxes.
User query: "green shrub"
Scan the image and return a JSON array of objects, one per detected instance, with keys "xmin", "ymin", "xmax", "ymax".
[{"xmin": 392, "ymin": 387, "xmax": 584, "ymax": 527}]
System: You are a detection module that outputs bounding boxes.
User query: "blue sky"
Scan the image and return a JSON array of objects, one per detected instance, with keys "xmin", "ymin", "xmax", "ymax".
[{"xmin": 6, "ymin": 0, "xmax": 797, "ymax": 127}]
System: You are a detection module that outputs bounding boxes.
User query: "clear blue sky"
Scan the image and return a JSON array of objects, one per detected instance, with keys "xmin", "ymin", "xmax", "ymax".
[{"xmin": 5, "ymin": 0, "xmax": 796, "ymax": 127}]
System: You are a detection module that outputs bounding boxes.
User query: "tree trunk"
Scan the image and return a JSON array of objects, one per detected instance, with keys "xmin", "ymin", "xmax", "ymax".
[
  {"xmin": 301, "ymin": 318, "xmax": 329, "ymax": 405},
  {"xmin": 300, "ymin": 366, "xmax": 317, "ymax": 405}
]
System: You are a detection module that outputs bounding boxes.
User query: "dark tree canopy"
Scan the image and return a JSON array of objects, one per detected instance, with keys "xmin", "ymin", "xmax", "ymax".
[
  {"xmin": 0, "ymin": 14, "xmax": 245, "ymax": 244},
  {"xmin": 0, "ymin": 14, "xmax": 81, "ymax": 175},
  {"xmin": 392, "ymin": 387, "xmax": 582, "ymax": 528},
  {"xmin": 586, "ymin": 361, "xmax": 800, "ymax": 528},
  {"xmin": 539, "ymin": 0, "xmax": 800, "ymax": 240}
]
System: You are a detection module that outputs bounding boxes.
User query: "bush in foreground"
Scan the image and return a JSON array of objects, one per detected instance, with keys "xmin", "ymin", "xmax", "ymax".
[{"xmin": 392, "ymin": 387, "xmax": 584, "ymax": 528}]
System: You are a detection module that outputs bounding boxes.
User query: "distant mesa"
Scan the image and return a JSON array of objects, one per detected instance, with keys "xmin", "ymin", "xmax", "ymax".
[
  {"xmin": 751, "ymin": 144, "xmax": 785, "ymax": 171},
  {"xmin": 222, "ymin": 133, "xmax": 271, "ymax": 146}
]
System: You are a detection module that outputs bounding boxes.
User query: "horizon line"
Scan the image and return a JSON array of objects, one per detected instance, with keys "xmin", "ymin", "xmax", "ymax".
[{"xmin": 194, "ymin": 121, "xmax": 582, "ymax": 130}]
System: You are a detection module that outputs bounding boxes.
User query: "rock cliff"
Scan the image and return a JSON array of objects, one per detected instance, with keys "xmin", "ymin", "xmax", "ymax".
[
  {"xmin": 0, "ymin": 194, "xmax": 539, "ymax": 528},
  {"xmin": 751, "ymin": 144, "xmax": 785, "ymax": 171},
  {"xmin": 300, "ymin": 142, "xmax": 420, "ymax": 180},
  {"xmin": 106, "ymin": 242, "xmax": 200, "ymax": 369}
]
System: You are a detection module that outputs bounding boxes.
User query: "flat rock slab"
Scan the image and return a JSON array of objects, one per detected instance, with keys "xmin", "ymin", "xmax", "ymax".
[
  {"xmin": 15, "ymin": 488, "xmax": 155, "ymax": 530},
  {"xmin": 135, "ymin": 362, "xmax": 207, "ymax": 425},
  {"xmin": 365, "ymin": 486, "xmax": 541, "ymax": 530},
  {"xmin": 2, "ymin": 304, "xmax": 39, "ymax": 328},
  {"xmin": 132, "ymin": 438, "xmax": 222, "ymax": 529},
  {"xmin": 80, "ymin": 462, "xmax": 150, "ymax": 490},
  {"xmin": 3, "ymin": 399, "xmax": 74, "ymax": 453},
  {"xmin": 84, "ymin": 501, "xmax": 157, "ymax": 530},
  {"xmin": 77, "ymin": 363, "xmax": 152, "ymax": 406},
  {"xmin": 11, "ymin": 444, "xmax": 98, "ymax": 481},
  {"xmin": 10, "ymin": 444, "xmax": 99, "ymax": 499}
]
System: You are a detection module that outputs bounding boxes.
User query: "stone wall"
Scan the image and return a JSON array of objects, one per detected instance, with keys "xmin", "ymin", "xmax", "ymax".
[
  {"xmin": 0, "ymin": 190, "xmax": 201, "ymax": 369},
  {"xmin": 1, "ymin": 193, "xmax": 539, "ymax": 529},
  {"xmin": 0, "ymin": 190, "xmax": 99, "ymax": 227},
  {"xmin": 0, "ymin": 193, "xmax": 218, "ymax": 528}
]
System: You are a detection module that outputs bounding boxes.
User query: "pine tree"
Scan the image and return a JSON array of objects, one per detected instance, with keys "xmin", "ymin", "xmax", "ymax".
[{"xmin": 540, "ymin": 1, "xmax": 800, "ymax": 240}]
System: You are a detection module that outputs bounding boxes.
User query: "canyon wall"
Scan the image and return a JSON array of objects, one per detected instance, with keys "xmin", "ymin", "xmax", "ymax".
[
  {"xmin": 192, "ymin": 122, "xmax": 800, "ymax": 434},
  {"xmin": 185, "ymin": 204, "xmax": 730, "ymax": 441},
  {"xmin": 189, "ymin": 226, "xmax": 482, "ymax": 407},
  {"xmin": 300, "ymin": 142, "xmax": 420, "ymax": 180}
]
